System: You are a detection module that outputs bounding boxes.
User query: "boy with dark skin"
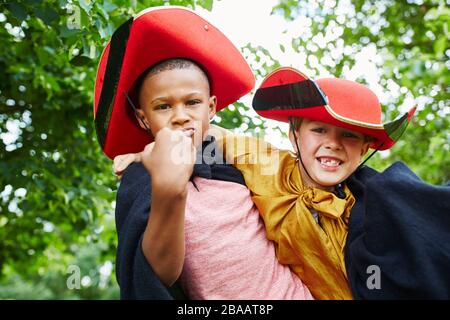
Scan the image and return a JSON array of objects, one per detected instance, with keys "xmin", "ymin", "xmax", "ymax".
[
  {"xmin": 134, "ymin": 62, "xmax": 216, "ymax": 286},
  {"xmin": 96, "ymin": 7, "xmax": 312, "ymax": 299}
]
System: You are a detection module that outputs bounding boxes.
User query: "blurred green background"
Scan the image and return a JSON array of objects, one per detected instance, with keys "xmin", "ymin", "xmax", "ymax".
[{"xmin": 0, "ymin": 0, "xmax": 448, "ymax": 299}]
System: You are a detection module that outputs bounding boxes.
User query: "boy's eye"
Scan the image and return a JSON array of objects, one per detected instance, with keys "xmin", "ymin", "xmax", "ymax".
[
  {"xmin": 342, "ymin": 131, "xmax": 359, "ymax": 138},
  {"xmin": 155, "ymin": 104, "xmax": 170, "ymax": 110},
  {"xmin": 186, "ymin": 99, "xmax": 201, "ymax": 106},
  {"xmin": 311, "ymin": 127, "xmax": 325, "ymax": 133}
]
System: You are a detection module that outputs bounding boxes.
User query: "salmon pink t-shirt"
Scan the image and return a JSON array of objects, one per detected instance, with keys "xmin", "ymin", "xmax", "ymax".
[{"xmin": 179, "ymin": 177, "xmax": 313, "ymax": 300}]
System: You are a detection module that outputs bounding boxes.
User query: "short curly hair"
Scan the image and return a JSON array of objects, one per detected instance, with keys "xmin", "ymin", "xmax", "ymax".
[{"xmin": 135, "ymin": 58, "xmax": 211, "ymax": 103}]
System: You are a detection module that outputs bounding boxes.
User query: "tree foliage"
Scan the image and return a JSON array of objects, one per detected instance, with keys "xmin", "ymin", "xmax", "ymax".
[{"xmin": 0, "ymin": 0, "xmax": 448, "ymax": 298}]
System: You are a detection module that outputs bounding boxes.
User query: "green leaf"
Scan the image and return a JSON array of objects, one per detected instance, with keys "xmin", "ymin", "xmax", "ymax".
[
  {"xmin": 102, "ymin": 2, "xmax": 118, "ymax": 13},
  {"xmin": 95, "ymin": 20, "xmax": 111, "ymax": 39},
  {"xmin": 78, "ymin": 6, "xmax": 91, "ymax": 27},
  {"xmin": 78, "ymin": 0, "xmax": 93, "ymax": 14},
  {"xmin": 45, "ymin": 76, "xmax": 61, "ymax": 92},
  {"xmin": 35, "ymin": 7, "xmax": 59, "ymax": 26},
  {"xmin": 24, "ymin": 0, "xmax": 43, "ymax": 4},
  {"xmin": 59, "ymin": 25, "xmax": 80, "ymax": 38},
  {"xmin": 8, "ymin": 3, "xmax": 28, "ymax": 22},
  {"xmin": 424, "ymin": 7, "xmax": 450, "ymax": 21},
  {"xmin": 198, "ymin": 0, "xmax": 213, "ymax": 11},
  {"xmin": 433, "ymin": 36, "xmax": 447, "ymax": 58},
  {"xmin": 94, "ymin": 3, "xmax": 109, "ymax": 21},
  {"xmin": 69, "ymin": 55, "xmax": 92, "ymax": 66}
]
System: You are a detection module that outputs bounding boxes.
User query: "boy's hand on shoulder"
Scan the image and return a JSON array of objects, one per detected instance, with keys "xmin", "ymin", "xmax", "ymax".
[
  {"xmin": 145, "ymin": 127, "xmax": 196, "ymax": 196},
  {"xmin": 113, "ymin": 152, "xmax": 144, "ymax": 179}
]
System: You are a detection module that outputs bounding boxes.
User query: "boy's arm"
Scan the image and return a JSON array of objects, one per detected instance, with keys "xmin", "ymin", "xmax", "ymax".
[
  {"xmin": 140, "ymin": 128, "xmax": 195, "ymax": 287},
  {"xmin": 143, "ymin": 184, "xmax": 187, "ymax": 287}
]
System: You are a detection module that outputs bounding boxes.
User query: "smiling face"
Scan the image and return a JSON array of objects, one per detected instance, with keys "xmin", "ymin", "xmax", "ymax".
[
  {"xmin": 289, "ymin": 118, "xmax": 370, "ymax": 190},
  {"xmin": 135, "ymin": 65, "xmax": 216, "ymax": 148}
]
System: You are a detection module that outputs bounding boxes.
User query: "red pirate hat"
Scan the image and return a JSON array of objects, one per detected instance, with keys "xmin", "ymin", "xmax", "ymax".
[
  {"xmin": 94, "ymin": 6, "xmax": 255, "ymax": 159},
  {"xmin": 253, "ymin": 67, "xmax": 415, "ymax": 150}
]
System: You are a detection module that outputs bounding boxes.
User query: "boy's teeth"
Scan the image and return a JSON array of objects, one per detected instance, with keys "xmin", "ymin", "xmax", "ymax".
[{"xmin": 319, "ymin": 158, "xmax": 340, "ymax": 166}]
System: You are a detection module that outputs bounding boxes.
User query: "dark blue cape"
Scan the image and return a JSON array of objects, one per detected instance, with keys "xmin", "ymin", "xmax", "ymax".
[
  {"xmin": 346, "ymin": 161, "xmax": 450, "ymax": 299},
  {"xmin": 114, "ymin": 137, "xmax": 245, "ymax": 299}
]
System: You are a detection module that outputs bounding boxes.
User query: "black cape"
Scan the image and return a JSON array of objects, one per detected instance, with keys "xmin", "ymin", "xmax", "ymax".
[{"xmin": 345, "ymin": 161, "xmax": 450, "ymax": 299}]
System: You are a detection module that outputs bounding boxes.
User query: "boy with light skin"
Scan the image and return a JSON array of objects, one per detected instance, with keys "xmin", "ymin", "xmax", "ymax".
[
  {"xmin": 222, "ymin": 67, "xmax": 450, "ymax": 300},
  {"xmin": 218, "ymin": 67, "xmax": 417, "ymax": 299}
]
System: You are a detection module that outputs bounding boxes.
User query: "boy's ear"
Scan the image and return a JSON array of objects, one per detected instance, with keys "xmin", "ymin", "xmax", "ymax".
[
  {"xmin": 361, "ymin": 142, "xmax": 370, "ymax": 157},
  {"xmin": 135, "ymin": 109, "xmax": 149, "ymax": 130},
  {"xmin": 288, "ymin": 128, "xmax": 299, "ymax": 154},
  {"xmin": 209, "ymin": 95, "xmax": 217, "ymax": 120}
]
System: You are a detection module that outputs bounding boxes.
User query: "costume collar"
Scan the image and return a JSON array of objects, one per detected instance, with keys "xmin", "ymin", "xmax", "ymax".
[{"xmin": 191, "ymin": 135, "xmax": 221, "ymax": 179}]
